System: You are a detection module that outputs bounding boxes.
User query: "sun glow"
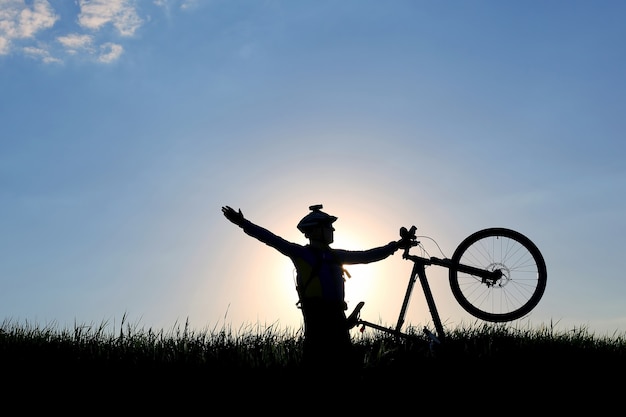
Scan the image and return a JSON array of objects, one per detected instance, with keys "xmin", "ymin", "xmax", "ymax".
[
  {"xmin": 217, "ymin": 198, "xmax": 467, "ymax": 335},
  {"xmin": 331, "ymin": 231, "xmax": 405, "ymax": 324}
]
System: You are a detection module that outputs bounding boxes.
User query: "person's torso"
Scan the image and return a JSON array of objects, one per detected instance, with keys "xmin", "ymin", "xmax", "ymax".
[{"xmin": 295, "ymin": 246, "xmax": 346, "ymax": 305}]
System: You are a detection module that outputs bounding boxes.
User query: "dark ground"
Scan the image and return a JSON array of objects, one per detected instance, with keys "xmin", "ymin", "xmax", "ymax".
[{"xmin": 3, "ymin": 349, "xmax": 623, "ymax": 414}]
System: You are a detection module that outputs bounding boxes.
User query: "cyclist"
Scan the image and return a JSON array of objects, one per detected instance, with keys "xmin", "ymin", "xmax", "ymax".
[{"xmin": 221, "ymin": 204, "xmax": 415, "ymax": 371}]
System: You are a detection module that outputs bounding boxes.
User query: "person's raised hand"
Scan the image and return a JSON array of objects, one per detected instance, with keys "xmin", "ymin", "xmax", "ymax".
[{"xmin": 222, "ymin": 206, "xmax": 245, "ymax": 226}]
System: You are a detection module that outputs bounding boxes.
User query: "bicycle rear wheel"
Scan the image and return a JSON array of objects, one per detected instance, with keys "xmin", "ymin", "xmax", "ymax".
[{"xmin": 449, "ymin": 228, "xmax": 547, "ymax": 322}]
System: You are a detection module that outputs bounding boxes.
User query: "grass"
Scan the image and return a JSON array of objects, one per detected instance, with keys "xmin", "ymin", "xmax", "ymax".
[
  {"xmin": 2, "ymin": 315, "xmax": 625, "ymax": 411},
  {"xmin": 2, "ymin": 315, "xmax": 625, "ymax": 369},
  {"xmin": 0, "ymin": 315, "xmax": 303, "ymax": 370}
]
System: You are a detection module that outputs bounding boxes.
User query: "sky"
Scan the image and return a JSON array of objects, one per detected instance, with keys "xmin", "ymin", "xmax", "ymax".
[{"xmin": 1, "ymin": 0, "xmax": 625, "ymax": 339}]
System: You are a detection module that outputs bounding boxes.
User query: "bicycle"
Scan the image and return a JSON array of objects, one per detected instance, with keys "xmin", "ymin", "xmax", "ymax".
[{"xmin": 346, "ymin": 226, "xmax": 547, "ymax": 345}]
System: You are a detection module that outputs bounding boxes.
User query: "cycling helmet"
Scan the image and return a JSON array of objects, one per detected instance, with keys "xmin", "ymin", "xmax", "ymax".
[{"xmin": 297, "ymin": 204, "xmax": 337, "ymax": 233}]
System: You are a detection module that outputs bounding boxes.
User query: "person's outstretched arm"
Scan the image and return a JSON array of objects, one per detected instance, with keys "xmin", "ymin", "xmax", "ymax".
[
  {"xmin": 335, "ymin": 227, "xmax": 417, "ymax": 265},
  {"xmin": 221, "ymin": 205, "xmax": 303, "ymax": 258}
]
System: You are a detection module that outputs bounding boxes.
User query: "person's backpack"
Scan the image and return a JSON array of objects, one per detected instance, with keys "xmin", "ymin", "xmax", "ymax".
[{"xmin": 295, "ymin": 246, "xmax": 350, "ymax": 308}]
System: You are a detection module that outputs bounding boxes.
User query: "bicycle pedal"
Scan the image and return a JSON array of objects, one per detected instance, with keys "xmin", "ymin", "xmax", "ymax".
[{"xmin": 346, "ymin": 301, "xmax": 365, "ymax": 328}]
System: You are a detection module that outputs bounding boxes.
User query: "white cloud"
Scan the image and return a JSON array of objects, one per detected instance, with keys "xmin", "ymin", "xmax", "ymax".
[
  {"xmin": 77, "ymin": 0, "xmax": 143, "ymax": 36},
  {"xmin": 154, "ymin": 0, "xmax": 200, "ymax": 13},
  {"xmin": 0, "ymin": 0, "xmax": 192, "ymax": 64},
  {"xmin": 22, "ymin": 44, "xmax": 61, "ymax": 63},
  {"xmin": 57, "ymin": 33, "xmax": 94, "ymax": 55},
  {"xmin": 15, "ymin": 0, "xmax": 58, "ymax": 37},
  {"xmin": 97, "ymin": 42, "xmax": 123, "ymax": 63},
  {"xmin": 180, "ymin": 0, "xmax": 201, "ymax": 11},
  {"xmin": 0, "ymin": 0, "xmax": 58, "ymax": 55},
  {"xmin": 0, "ymin": 36, "xmax": 9, "ymax": 55}
]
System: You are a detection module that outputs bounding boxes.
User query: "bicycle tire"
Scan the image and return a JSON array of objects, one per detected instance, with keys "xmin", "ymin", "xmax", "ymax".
[{"xmin": 449, "ymin": 228, "xmax": 547, "ymax": 322}]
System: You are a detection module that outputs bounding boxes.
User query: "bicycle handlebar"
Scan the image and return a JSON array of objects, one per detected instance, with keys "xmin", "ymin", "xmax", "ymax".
[
  {"xmin": 400, "ymin": 225, "xmax": 418, "ymax": 258},
  {"xmin": 399, "ymin": 225, "xmax": 417, "ymax": 240}
]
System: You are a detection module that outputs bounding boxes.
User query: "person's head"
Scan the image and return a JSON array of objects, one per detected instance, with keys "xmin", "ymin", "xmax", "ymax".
[{"xmin": 297, "ymin": 204, "xmax": 337, "ymax": 245}]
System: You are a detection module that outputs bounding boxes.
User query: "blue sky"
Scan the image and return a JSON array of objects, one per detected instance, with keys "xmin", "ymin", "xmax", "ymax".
[{"xmin": 1, "ymin": 0, "xmax": 625, "ymax": 337}]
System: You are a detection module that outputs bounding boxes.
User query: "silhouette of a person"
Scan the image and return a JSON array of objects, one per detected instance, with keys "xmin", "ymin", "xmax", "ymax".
[{"xmin": 221, "ymin": 204, "xmax": 415, "ymax": 372}]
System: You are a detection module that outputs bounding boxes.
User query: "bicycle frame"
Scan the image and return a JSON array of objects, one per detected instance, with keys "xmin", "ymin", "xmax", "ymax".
[{"xmin": 354, "ymin": 245, "xmax": 503, "ymax": 344}]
